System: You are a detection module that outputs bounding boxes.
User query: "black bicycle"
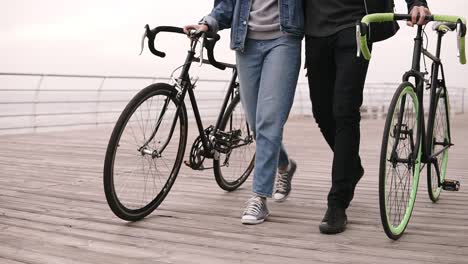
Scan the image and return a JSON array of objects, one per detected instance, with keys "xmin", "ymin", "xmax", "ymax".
[
  {"xmin": 357, "ymin": 13, "xmax": 466, "ymax": 239},
  {"xmin": 103, "ymin": 26, "xmax": 255, "ymax": 221}
]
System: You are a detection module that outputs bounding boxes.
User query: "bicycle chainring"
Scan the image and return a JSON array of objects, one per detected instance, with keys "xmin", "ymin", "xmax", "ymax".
[
  {"xmin": 186, "ymin": 136, "xmax": 206, "ymax": 170},
  {"xmin": 185, "ymin": 126, "xmax": 214, "ymax": 170}
]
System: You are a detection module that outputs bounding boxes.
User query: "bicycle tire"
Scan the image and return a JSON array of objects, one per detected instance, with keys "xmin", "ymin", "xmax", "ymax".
[
  {"xmin": 379, "ymin": 82, "xmax": 422, "ymax": 240},
  {"xmin": 213, "ymin": 94, "xmax": 255, "ymax": 191},
  {"xmin": 426, "ymin": 87, "xmax": 450, "ymax": 202},
  {"xmin": 104, "ymin": 83, "xmax": 188, "ymax": 221}
]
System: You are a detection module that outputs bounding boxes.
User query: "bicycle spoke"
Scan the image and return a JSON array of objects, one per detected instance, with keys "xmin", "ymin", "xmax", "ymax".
[
  {"xmin": 381, "ymin": 85, "xmax": 420, "ymax": 235},
  {"xmin": 427, "ymin": 89, "xmax": 450, "ymax": 201},
  {"xmin": 214, "ymin": 96, "xmax": 255, "ymax": 191},
  {"xmin": 108, "ymin": 89, "xmax": 185, "ymax": 213}
]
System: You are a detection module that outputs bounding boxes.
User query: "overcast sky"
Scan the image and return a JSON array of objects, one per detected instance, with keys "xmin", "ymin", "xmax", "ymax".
[{"xmin": 1, "ymin": 0, "xmax": 467, "ymax": 87}]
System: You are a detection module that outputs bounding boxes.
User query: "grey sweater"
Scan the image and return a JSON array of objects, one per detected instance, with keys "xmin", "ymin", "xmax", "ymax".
[{"xmin": 247, "ymin": 0, "xmax": 283, "ymax": 40}]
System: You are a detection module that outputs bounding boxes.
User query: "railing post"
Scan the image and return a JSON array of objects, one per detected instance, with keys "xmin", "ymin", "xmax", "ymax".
[
  {"xmin": 462, "ymin": 88, "xmax": 465, "ymax": 115},
  {"xmin": 96, "ymin": 77, "xmax": 107, "ymax": 127},
  {"xmin": 33, "ymin": 75, "xmax": 44, "ymax": 132}
]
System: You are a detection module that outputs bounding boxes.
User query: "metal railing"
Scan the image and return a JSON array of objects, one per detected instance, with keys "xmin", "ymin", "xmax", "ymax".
[
  {"xmin": 0, "ymin": 72, "xmax": 466, "ymax": 134},
  {"xmin": 0, "ymin": 72, "xmax": 234, "ymax": 134},
  {"xmin": 360, "ymin": 82, "xmax": 466, "ymax": 119}
]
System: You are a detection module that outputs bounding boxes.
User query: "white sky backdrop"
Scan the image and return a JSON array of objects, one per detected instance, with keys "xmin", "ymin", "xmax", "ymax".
[{"xmin": 1, "ymin": 0, "xmax": 467, "ymax": 87}]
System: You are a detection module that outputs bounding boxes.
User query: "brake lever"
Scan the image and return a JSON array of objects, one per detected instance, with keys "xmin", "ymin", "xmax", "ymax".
[
  {"xmin": 356, "ymin": 24, "xmax": 362, "ymax": 58},
  {"xmin": 198, "ymin": 32, "xmax": 205, "ymax": 67},
  {"xmin": 139, "ymin": 26, "xmax": 147, "ymax": 55}
]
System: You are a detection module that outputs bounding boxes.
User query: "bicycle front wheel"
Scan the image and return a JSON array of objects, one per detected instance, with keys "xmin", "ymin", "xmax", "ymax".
[
  {"xmin": 213, "ymin": 94, "xmax": 255, "ymax": 191},
  {"xmin": 379, "ymin": 82, "xmax": 422, "ymax": 240},
  {"xmin": 427, "ymin": 87, "xmax": 450, "ymax": 202},
  {"xmin": 104, "ymin": 83, "xmax": 188, "ymax": 221}
]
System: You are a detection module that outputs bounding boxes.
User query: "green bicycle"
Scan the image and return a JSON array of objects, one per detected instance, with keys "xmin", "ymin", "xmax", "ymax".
[{"xmin": 357, "ymin": 13, "xmax": 466, "ymax": 240}]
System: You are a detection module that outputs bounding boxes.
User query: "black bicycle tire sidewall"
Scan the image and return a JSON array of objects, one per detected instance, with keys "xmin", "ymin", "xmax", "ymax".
[
  {"xmin": 213, "ymin": 94, "xmax": 255, "ymax": 191},
  {"xmin": 426, "ymin": 87, "xmax": 450, "ymax": 202},
  {"xmin": 379, "ymin": 82, "xmax": 420, "ymax": 240},
  {"xmin": 103, "ymin": 83, "xmax": 188, "ymax": 221}
]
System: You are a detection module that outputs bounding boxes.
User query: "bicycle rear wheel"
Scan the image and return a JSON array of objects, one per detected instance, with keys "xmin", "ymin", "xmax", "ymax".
[
  {"xmin": 427, "ymin": 87, "xmax": 450, "ymax": 202},
  {"xmin": 104, "ymin": 83, "xmax": 187, "ymax": 221},
  {"xmin": 213, "ymin": 94, "xmax": 255, "ymax": 191},
  {"xmin": 379, "ymin": 83, "xmax": 422, "ymax": 240}
]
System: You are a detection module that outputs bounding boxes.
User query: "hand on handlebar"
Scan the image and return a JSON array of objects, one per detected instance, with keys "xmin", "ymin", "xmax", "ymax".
[
  {"xmin": 183, "ymin": 24, "xmax": 209, "ymax": 35},
  {"xmin": 408, "ymin": 6, "xmax": 432, "ymax": 27},
  {"xmin": 356, "ymin": 13, "xmax": 466, "ymax": 64}
]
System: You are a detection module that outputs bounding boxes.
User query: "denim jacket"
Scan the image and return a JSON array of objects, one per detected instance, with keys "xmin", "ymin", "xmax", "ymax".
[{"xmin": 201, "ymin": 0, "xmax": 304, "ymax": 51}]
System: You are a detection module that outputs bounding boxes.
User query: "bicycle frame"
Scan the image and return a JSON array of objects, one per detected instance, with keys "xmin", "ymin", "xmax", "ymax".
[
  {"xmin": 147, "ymin": 37, "xmax": 245, "ymax": 159},
  {"xmin": 358, "ymin": 13, "xmax": 466, "ymax": 240},
  {"xmin": 401, "ymin": 25, "xmax": 453, "ymax": 170}
]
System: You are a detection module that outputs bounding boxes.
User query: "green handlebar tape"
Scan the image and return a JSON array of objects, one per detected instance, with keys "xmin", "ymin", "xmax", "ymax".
[
  {"xmin": 460, "ymin": 36, "xmax": 466, "ymax": 65},
  {"xmin": 361, "ymin": 13, "xmax": 395, "ymax": 25},
  {"xmin": 359, "ymin": 13, "xmax": 395, "ymax": 60},
  {"xmin": 433, "ymin": 15, "xmax": 466, "ymax": 24},
  {"xmin": 433, "ymin": 15, "xmax": 466, "ymax": 64},
  {"xmin": 358, "ymin": 13, "xmax": 467, "ymax": 64},
  {"xmin": 360, "ymin": 35, "xmax": 371, "ymax": 60}
]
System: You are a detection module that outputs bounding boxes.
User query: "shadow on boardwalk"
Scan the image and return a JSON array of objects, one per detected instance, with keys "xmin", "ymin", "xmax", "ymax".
[{"xmin": 0, "ymin": 115, "xmax": 467, "ymax": 263}]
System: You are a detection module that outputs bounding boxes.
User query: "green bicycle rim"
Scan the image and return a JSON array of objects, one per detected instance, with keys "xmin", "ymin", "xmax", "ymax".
[
  {"xmin": 429, "ymin": 91, "xmax": 450, "ymax": 200},
  {"xmin": 385, "ymin": 86, "xmax": 422, "ymax": 236},
  {"xmin": 431, "ymin": 143, "xmax": 449, "ymax": 199}
]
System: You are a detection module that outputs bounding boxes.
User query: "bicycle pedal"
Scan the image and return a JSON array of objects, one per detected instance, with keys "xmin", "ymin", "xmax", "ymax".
[{"xmin": 442, "ymin": 179, "xmax": 460, "ymax": 191}]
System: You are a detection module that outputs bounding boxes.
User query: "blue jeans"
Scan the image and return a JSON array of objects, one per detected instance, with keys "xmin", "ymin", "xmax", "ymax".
[{"xmin": 236, "ymin": 35, "xmax": 301, "ymax": 197}]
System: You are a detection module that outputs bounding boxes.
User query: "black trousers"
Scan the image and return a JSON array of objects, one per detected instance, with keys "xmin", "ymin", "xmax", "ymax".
[{"xmin": 305, "ymin": 27, "xmax": 371, "ymax": 209}]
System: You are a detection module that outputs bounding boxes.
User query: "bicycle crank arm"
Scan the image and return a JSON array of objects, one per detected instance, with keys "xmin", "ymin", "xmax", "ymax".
[
  {"xmin": 227, "ymin": 141, "xmax": 253, "ymax": 150},
  {"xmin": 183, "ymin": 160, "xmax": 215, "ymax": 170}
]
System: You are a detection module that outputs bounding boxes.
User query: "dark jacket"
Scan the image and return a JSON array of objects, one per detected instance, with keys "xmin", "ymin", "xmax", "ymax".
[{"xmin": 367, "ymin": 0, "xmax": 428, "ymax": 42}]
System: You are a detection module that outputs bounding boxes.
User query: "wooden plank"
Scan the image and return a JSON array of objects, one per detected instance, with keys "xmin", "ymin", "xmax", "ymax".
[{"xmin": 0, "ymin": 114, "xmax": 467, "ymax": 263}]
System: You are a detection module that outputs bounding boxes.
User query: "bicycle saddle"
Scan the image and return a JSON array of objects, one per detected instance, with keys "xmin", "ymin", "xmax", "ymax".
[{"xmin": 433, "ymin": 22, "xmax": 457, "ymax": 32}]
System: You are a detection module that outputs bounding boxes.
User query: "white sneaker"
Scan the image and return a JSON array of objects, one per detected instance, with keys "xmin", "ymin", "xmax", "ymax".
[
  {"xmin": 273, "ymin": 159, "xmax": 297, "ymax": 202},
  {"xmin": 241, "ymin": 196, "xmax": 269, "ymax": 225}
]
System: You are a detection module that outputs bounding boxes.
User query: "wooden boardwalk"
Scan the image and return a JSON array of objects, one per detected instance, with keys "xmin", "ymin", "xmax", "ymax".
[{"xmin": 1, "ymin": 114, "xmax": 468, "ymax": 264}]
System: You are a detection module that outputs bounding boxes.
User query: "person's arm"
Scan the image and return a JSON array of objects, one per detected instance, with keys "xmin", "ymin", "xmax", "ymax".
[
  {"xmin": 406, "ymin": 0, "xmax": 431, "ymax": 26},
  {"xmin": 203, "ymin": 0, "xmax": 235, "ymax": 33},
  {"xmin": 406, "ymin": 0, "xmax": 428, "ymax": 11},
  {"xmin": 184, "ymin": 0, "xmax": 235, "ymax": 34}
]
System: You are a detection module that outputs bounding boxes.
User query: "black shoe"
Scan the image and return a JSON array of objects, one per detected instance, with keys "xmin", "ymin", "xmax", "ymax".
[{"xmin": 319, "ymin": 206, "xmax": 347, "ymax": 234}]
